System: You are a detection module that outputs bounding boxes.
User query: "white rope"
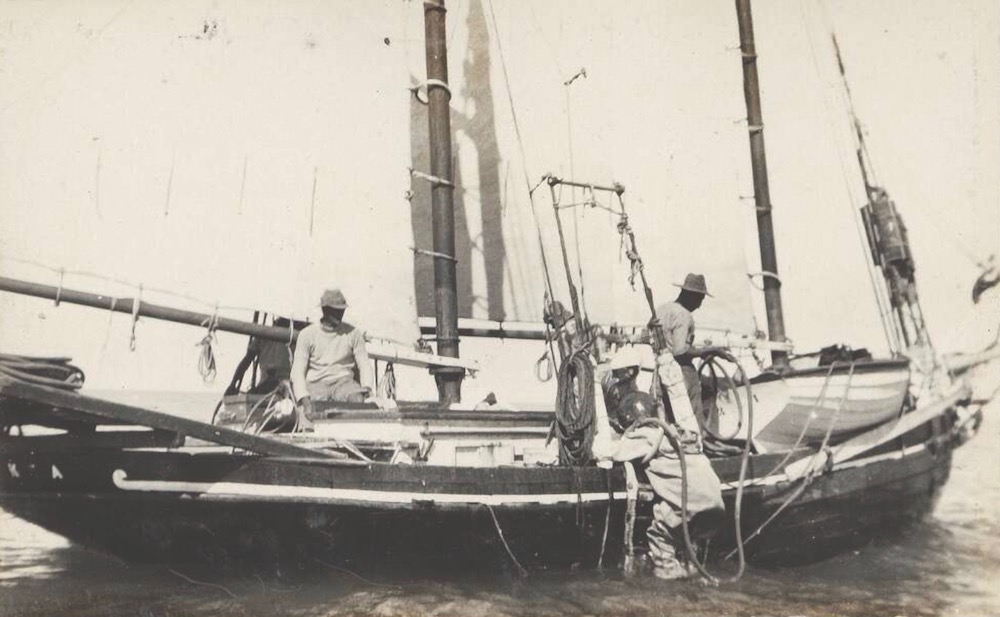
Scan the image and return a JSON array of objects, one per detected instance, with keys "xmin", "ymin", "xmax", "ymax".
[
  {"xmin": 54, "ymin": 268, "xmax": 65, "ymax": 306},
  {"xmin": 747, "ymin": 270, "xmax": 782, "ymax": 291},
  {"xmin": 408, "ymin": 167, "xmax": 454, "ymax": 188},
  {"xmin": 129, "ymin": 284, "xmax": 142, "ymax": 351},
  {"xmin": 409, "ymin": 78, "xmax": 451, "ymax": 105},
  {"xmin": 196, "ymin": 306, "xmax": 219, "ymax": 382}
]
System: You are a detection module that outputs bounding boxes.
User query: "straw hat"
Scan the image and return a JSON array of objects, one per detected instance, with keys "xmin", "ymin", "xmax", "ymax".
[
  {"xmin": 320, "ymin": 289, "xmax": 349, "ymax": 309},
  {"xmin": 674, "ymin": 273, "xmax": 712, "ymax": 297}
]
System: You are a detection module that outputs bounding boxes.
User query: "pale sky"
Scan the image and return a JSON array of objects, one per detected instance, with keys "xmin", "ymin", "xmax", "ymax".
[{"xmin": 0, "ymin": 0, "xmax": 996, "ymax": 403}]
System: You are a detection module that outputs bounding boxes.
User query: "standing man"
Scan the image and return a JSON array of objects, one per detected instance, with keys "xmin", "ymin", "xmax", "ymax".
[
  {"xmin": 654, "ymin": 273, "xmax": 710, "ymax": 434},
  {"xmin": 291, "ymin": 289, "xmax": 374, "ymax": 416}
]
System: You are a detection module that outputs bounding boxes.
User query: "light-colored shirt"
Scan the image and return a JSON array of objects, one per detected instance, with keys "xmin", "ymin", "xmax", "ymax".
[
  {"xmin": 656, "ymin": 301, "xmax": 695, "ymax": 357},
  {"xmin": 290, "ymin": 321, "xmax": 373, "ymax": 401}
]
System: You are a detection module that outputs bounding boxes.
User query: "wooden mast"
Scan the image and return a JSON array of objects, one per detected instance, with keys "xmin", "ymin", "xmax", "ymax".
[
  {"xmin": 735, "ymin": 0, "xmax": 789, "ymax": 368},
  {"xmin": 423, "ymin": 0, "xmax": 463, "ymax": 403}
]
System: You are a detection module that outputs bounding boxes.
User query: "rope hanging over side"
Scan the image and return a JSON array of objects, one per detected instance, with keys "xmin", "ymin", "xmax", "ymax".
[{"xmin": 554, "ymin": 349, "xmax": 596, "ymax": 466}]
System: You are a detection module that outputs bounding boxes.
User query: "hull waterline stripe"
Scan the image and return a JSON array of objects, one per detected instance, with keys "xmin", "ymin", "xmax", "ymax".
[
  {"xmin": 720, "ymin": 443, "xmax": 930, "ymax": 489},
  {"xmin": 111, "ymin": 470, "xmax": 628, "ymax": 505}
]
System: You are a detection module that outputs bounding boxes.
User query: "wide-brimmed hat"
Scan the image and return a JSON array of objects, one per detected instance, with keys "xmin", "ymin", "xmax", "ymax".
[
  {"xmin": 320, "ymin": 288, "xmax": 348, "ymax": 309},
  {"xmin": 673, "ymin": 273, "xmax": 712, "ymax": 297}
]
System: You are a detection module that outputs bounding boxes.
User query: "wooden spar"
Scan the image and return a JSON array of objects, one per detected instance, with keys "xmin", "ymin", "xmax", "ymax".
[
  {"xmin": 423, "ymin": 0, "xmax": 463, "ymax": 404},
  {"xmin": 0, "ymin": 276, "xmax": 478, "ymax": 372},
  {"xmin": 735, "ymin": 0, "xmax": 789, "ymax": 368},
  {"xmin": 0, "ymin": 376, "xmax": 339, "ymax": 459}
]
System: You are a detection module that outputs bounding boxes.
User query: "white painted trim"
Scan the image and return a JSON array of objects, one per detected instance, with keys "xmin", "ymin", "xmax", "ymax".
[
  {"xmin": 720, "ymin": 443, "xmax": 930, "ymax": 490},
  {"xmin": 111, "ymin": 470, "xmax": 627, "ymax": 506}
]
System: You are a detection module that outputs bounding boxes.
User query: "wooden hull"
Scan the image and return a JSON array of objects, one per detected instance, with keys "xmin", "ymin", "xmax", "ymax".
[
  {"xmin": 748, "ymin": 360, "xmax": 911, "ymax": 452},
  {"xmin": 0, "ymin": 393, "xmax": 959, "ymax": 574}
]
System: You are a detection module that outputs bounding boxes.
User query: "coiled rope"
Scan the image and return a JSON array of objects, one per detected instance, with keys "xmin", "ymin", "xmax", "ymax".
[
  {"xmin": 554, "ymin": 349, "xmax": 596, "ymax": 466},
  {"xmin": 0, "ymin": 353, "xmax": 85, "ymax": 391}
]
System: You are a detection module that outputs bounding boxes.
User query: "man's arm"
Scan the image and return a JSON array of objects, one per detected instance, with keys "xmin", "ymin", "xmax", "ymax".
[
  {"xmin": 290, "ymin": 329, "xmax": 312, "ymax": 402},
  {"xmin": 354, "ymin": 331, "xmax": 374, "ymax": 393}
]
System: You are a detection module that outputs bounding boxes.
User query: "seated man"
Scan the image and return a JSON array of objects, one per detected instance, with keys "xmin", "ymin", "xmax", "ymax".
[
  {"xmin": 225, "ymin": 317, "xmax": 303, "ymax": 396},
  {"xmin": 290, "ymin": 289, "xmax": 374, "ymax": 415},
  {"xmin": 599, "ymin": 347, "xmax": 725, "ymax": 580}
]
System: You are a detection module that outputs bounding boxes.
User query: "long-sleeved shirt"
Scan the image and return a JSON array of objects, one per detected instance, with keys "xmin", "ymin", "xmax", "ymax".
[{"xmin": 290, "ymin": 321, "xmax": 372, "ymax": 401}]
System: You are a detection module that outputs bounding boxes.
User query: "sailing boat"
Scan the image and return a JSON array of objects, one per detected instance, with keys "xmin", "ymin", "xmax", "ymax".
[{"xmin": 0, "ymin": 0, "xmax": 993, "ymax": 574}]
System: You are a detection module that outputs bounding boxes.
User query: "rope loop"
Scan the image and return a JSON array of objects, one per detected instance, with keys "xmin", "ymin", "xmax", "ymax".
[
  {"xmin": 747, "ymin": 270, "xmax": 782, "ymax": 291},
  {"xmin": 408, "ymin": 167, "xmax": 454, "ymax": 188},
  {"xmin": 409, "ymin": 78, "xmax": 451, "ymax": 105},
  {"xmin": 534, "ymin": 349, "xmax": 554, "ymax": 382},
  {"xmin": 411, "ymin": 246, "xmax": 458, "ymax": 263}
]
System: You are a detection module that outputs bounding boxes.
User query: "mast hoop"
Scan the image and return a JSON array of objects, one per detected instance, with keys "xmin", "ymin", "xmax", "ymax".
[
  {"xmin": 409, "ymin": 79, "xmax": 451, "ymax": 105},
  {"xmin": 747, "ymin": 270, "xmax": 782, "ymax": 290},
  {"xmin": 411, "ymin": 246, "xmax": 458, "ymax": 263},
  {"xmin": 408, "ymin": 167, "xmax": 454, "ymax": 188}
]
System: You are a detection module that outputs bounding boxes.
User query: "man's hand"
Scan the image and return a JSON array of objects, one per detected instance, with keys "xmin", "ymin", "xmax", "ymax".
[{"xmin": 298, "ymin": 395, "xmax": 314, "ymax": 418}]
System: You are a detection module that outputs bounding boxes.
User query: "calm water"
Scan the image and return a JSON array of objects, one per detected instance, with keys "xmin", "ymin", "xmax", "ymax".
[{"xmin": 1, "ymin": 386, "xmax": 998, "ymax": 617}]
